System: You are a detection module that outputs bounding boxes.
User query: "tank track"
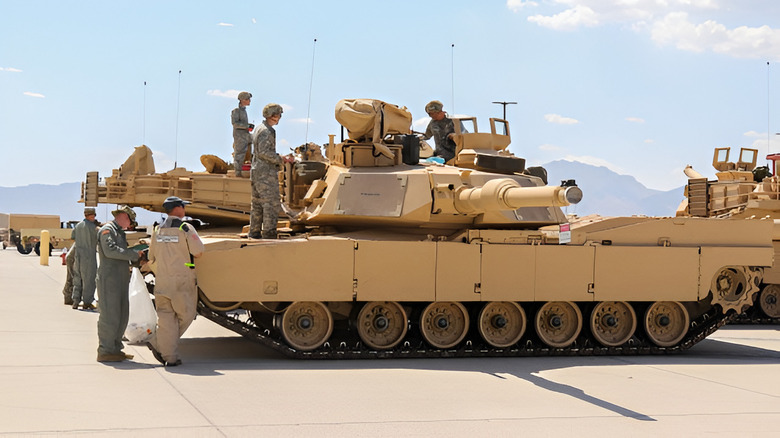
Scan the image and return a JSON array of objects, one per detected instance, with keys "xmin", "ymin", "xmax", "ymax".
[
  {"xmin": 197, "ymin": 302, "xmax": 735, "ymax": 360},
  {"xmin": 732, "ymin": 309, "xmax": 780, "ymax": 325}
]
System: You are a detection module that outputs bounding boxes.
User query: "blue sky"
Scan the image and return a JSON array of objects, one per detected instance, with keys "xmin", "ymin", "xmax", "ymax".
[{"xmin": 2, "ymin": 0, "xmax": 780, "ymax": 191}]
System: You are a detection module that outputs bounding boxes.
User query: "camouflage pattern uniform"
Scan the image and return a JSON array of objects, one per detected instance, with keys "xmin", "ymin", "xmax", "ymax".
[
  {"xmin": 71, "ymin": 217, "xmax": 99, "ymax": 307},
  {"xmin": 231, "ymin": 104, "xmax": 251, "ymax": 176},
  {"xmin": 96, "ymin": 220, "xmax": 140, "ymax": 357},
  {"xmin": 147, "ymin": 215, "xmax": 205, "ymax": 364},
  {"xmin": 423, "ymin": 117, "xmax": 458, "ymax": 163},
  {"xmin": 250, "ymin": 120, "xmax": 282, "ymax": 238}
]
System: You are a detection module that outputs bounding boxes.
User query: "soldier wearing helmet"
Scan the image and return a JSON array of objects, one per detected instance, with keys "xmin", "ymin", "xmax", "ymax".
[
  {"xmin": 231, "ymin": 91, "xmax": 253, "ymax": 177},
  {"xmin": 248, "ymin": 103, "xmax": 286, "ymax": 239},
  {"xmin": 146, "ymin": 196, "xmax": 205, "ymax": 367},
  {"xmin": 422, "ymin": 100, "xmax": 459, "ymax": 163},
  {"xmin": 96, "ymin": 205, "xmax": 143, "ymax": 362}
]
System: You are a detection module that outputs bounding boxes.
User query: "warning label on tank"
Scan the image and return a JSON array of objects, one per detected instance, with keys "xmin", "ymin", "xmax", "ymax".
[{"xmin": 559, "ymin": 223, "xmax": 571, "ymax": 244}]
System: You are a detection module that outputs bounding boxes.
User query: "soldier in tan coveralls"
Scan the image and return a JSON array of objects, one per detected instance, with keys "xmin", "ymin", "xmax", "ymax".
[
  {"xmin": 146, "ymin": 196, "xmax": 205, "ymax": 367},
  {"xmin": 248, "ymin": 103, "xmax": 286, "ymax": 239},
  {"xmin": 231, "ymin": 91, "xmax": 253, "ymax": 177}
]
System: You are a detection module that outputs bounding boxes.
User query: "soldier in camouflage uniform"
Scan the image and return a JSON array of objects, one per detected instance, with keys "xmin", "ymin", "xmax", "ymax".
[
  {"xmin": 422, "ymin": 100, "xmax": 458, "ymax": 163},
  {"xmin": 231, "ymin": 91, "xmax": 253, "ymax": 177},
  {"xmin": 71, "ymin": 207, "xmax": 99, "ymax": 310},
  {"xmin": 96, "ymin": 206, "xmax": 142, "ymax": 363},
  {"xmin": 249, "ymin": 103, "xmax": 284, "ymax": 239}
]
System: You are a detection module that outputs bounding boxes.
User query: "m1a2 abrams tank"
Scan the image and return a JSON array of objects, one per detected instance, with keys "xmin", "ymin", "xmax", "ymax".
[
  {"xmin": 191, "ymin": 99, "xmax": 773, "ymax": 359},
  {"xmin": 678, "ymin": 147, "xmax": 780, "ymax": 323}
]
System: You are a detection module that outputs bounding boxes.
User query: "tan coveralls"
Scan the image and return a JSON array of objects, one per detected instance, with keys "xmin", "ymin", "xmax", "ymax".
[{"xmin": 148, "ymin": 217, "xmax": 205, "ymax": 363}]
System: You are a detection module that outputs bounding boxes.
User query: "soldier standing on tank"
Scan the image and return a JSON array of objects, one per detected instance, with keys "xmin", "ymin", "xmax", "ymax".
[
  {"xmin": 71, "ymin": 207, "xmax": 99, "ymax": 310},
  {"xmin": 146, "ymin": 196, "xmax": 205, "ymax": 367},
  {"xmin": 422, "ymin": 100, "xmax": 458, "ymax": 163},
  {"xmin": 96, "ymin": 205, "xmax": 143, "ymax": 363},
  {"xmin": 248, "ymin": 103, "xmax": 288, "ymax": 239},
  {"xmin": 231, "ymin": 91, "xmax": 253, "ymax": 177}
]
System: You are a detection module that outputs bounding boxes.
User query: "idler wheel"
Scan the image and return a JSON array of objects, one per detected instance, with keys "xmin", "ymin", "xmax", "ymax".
[
  {"xmin": 280, "ymin": 301, "xmax": 333, "ymax": 351},
  {"xmin": 477, "ymin": 301, "xmax": 526, "ymax": 348},
  {"xmin": 420, "ymin": 302, "xmax": 469, "ymax": 349},
  {"xmin": 535, "ymin": 301, "xmax": 582, "ymax": 348},
  {"xmin": 643, "ymin": 301, "xmax": 689, "ymax": 347},
  {"xmin": 356, "ymin": 301, "xmax": 408, "ymax": 350},
  {"xmin": 590, "ymin": 301, "xmax": 637, "ymax": 347},
  {"xmin": 758, "ymin": 284, "xmax": 780, "ymax": 319}
]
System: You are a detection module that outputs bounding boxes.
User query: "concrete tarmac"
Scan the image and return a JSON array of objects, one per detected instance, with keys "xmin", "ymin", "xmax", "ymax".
[{"xmin": 1, "ymin": 248, "xmax": 779, "ymax": 437}]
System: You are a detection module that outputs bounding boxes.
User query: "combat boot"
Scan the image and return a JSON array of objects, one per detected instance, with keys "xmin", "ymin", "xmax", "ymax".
[{"xmin": 96, "ymin": 353, "xmax": 126, "ymax": 362}]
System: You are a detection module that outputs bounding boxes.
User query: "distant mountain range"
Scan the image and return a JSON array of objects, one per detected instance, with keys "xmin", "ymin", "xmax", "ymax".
[
  {"xmin": 544, "ymin": 160, "xmax": 684, "ymax": 217},
  {"xmin": 0, "ymin": 160, "xmax": 684, "ymax": 225}
]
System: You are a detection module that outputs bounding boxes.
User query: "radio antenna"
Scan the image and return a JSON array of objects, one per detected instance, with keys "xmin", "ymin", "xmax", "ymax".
[
  {"xmin": 492, "ymin": 101, "xmax": 517, "ymax": 120},
  {"xmin": 768, "ymin": 61, "xmax": 771, "ymax": 163},
  {"xmin": 451, "ymin": 43, "xmax": 455, "ymax": 113},
  {"xmin": 142, "ymin": 81, "xmax": 147, "ymax": 145},
  {"xmin": 175, "ymin": 69, "xmax": 182, "ymax": 169},
  {"xmin": 305, "ymin": 38, "xmax": 317, "ymax": 145}
]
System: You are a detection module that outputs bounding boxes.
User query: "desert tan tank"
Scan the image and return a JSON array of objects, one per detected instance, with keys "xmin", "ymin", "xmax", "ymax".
[
  {"xmin": 188, "ymin": 99, "xmax": 773, "ymax": 358},
  {"xmin": 81, "ymin": 99, "xmax": 774, "ymax": 358},
  {"xmin": 678, "ymin": 147, "xmax": 780, "ymax": 322}
]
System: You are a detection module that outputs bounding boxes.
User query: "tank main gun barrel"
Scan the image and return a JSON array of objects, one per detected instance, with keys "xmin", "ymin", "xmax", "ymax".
[
  {"xmin": 454, "ymin": 178, "xmax": 582, "ymax": 214},
  {"xmin": 684, "ymin": 165, "xmax": 705, "ymax": 179}
]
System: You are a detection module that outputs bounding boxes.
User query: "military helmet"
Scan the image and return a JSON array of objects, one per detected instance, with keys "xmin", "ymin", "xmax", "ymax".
[
  {"xmin": 162, "ymin": 196, "xmax": 190, "ymax": 211},
  {"xmin": 238, "ymin": 91, "xmax": 252, "ymax": 101},
  {"xmin": 111, "ymin": 205, "xmax": 136, "ymax": 221},
  {"xmin": 425, "ymin": 100, "xmax": 444, "ymax": 114},
  {"xmin": 262, "ymin": 103, "xmax": 283, "ymax": 118}
]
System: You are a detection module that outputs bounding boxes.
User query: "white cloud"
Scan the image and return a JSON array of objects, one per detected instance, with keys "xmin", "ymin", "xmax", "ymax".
[
  {"xmin": 528, "ymin": 5, "xmax": 598, "ymax": 31},
  {"xmin": 514, "ymin": 1, "xmax": 780, "ymax": 60},
  {"xmin": 288, "ymin": 118, "xmax": 313, "ymax": 124},
  {"xmin": 644, "ymin": 139, "xmax": 655, "ymax": 143},
  {"xmin": 1, "ymin": 67, "xmax": 22, "ymax": 72},
  {"xmin": 744, "ymin": 130, "xmax": 764, "ymax": 138},
  {"xmin": 507, "ymin": 0, "xmax": 538, "ymax": 12},
  {"xmin": 217, "ymin": 22, "xmax": 234, "ymax": 27},
  {"xmin": 539, "ymin": 143, "xmax": 563, "ymax": 151},
  {"xmin": 252, "ymin": 18, "xmax": 257, "ymax": 24},
  {"xmin": 563, "ymin": 154, "xmax": 627, "ymax": 174},
  {"xmin": 625, "ymin": 117, "xmax": 645, "ymax": 123},
  {"xmin": 23, "ymin": 91, "xmax": 45, "ymax": 98},
  {"xmin": 207, "ymin": 89, "xmax": 242, "ymax": 99},
  {"xmin": 413, "ymin": 117, "xmax": 431, "ymax": 131},
  {"xmin": 545, "ymin": 113, "xmax": 580, "ymax": 124}
]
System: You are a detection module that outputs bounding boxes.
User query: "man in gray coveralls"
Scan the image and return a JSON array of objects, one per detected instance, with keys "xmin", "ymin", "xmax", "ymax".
[
  {"xmin": 71, "ymin": 207, "xmax": 99, "ymax": 310},
  {"xmin": 231, "ymin": 91, "xmax": 253, "ymax": 177},
  {"xmin": 248, "ymin": 103, "xmax": 287, "ymax": 239},
  {"xmin": 96, "ymin": 205, "xmax": 143, "ymax": 363}
]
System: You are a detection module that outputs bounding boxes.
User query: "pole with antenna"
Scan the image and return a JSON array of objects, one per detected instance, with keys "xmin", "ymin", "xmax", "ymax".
[
  {"xmin": 143, "ymin": 81, "xmax": 147, "ymax": 145},
  {"xmin": 174, "ymin": 69, "xmax": 182, "ymax": 169},
  {"xmin": 451, "ymin": 43, "xmax": 455, "ymax": 114},
  {"xmin": 768, "ymin": 61, "xmax": 771, "ymax": 164},
  {"xmin": 305, "ymin": 38, "xmax": 317, "ymax": 145},
  {"xmin": 492, "ymin": 101, "xmax": 517, "ymax": 120}
]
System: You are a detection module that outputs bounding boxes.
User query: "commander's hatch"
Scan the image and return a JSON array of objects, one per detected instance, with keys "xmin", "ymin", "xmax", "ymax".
[
  {"xmin": 452, "ymin": 117, "xmax": 524, "ymax": 174},
  {"xmin": 712, "ymin": 147, "xmax": 757, "ymax": 181}
]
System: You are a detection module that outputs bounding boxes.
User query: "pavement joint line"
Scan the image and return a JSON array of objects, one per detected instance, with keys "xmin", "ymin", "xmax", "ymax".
[
  {"xmin": 644, "ymin": 364, "xmax": 780, "ymax": 399},
  {"xmin": 150, "ymin": 364, "xmax": 228, "ymax": 437}
]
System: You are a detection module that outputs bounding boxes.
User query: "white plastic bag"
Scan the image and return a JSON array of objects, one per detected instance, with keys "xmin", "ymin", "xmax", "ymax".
[{"xmin": 124, "ymin": 267, "xmax": 157, "ymax": 343}]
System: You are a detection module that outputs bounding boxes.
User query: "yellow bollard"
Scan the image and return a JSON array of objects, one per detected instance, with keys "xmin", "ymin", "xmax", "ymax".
[{"xmin": 40, "ymin": 230, "xmax": 50, "ymax": 266}]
